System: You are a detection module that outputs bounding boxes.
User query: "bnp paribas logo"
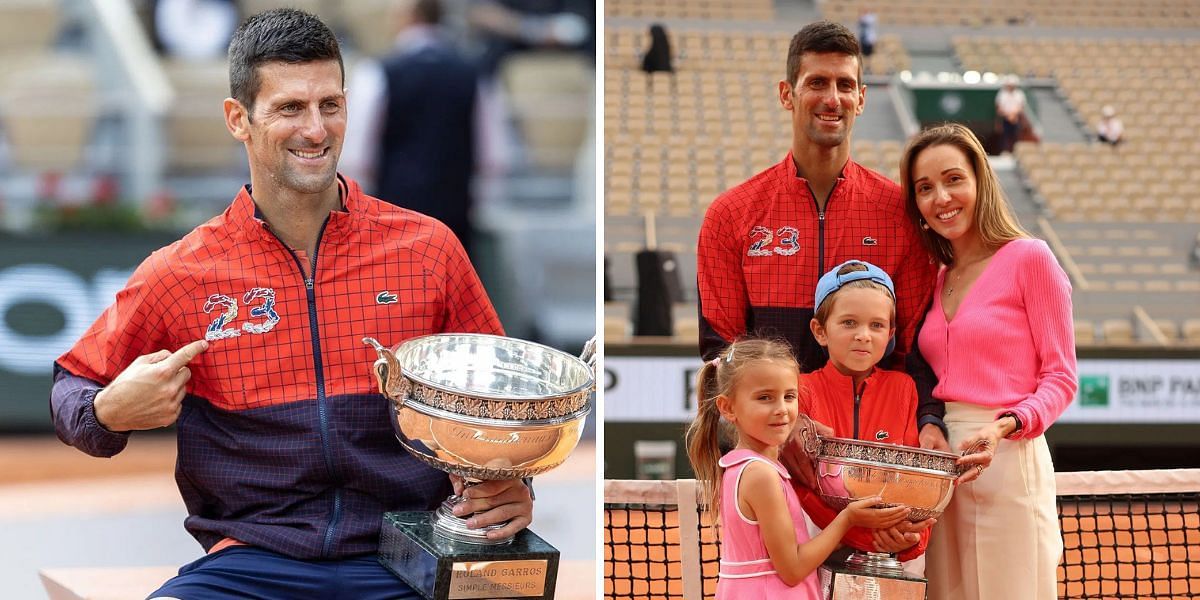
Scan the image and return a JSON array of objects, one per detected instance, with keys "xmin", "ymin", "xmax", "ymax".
[{"xmin": 1078, "ymin": 375, "xmax": 1110, "ymax": 407}]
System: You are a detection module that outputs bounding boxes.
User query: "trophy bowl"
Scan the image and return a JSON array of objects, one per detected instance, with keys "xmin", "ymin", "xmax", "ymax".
[
  {"xmin": 809, "ymin": 436, "xmax": 963, "ymax": 522},
  {"xmin": 797, "ymin": 416, "xmax": 976, "ymax": 587},
  {"xmin": 364, "ymin": 334, "xmax": 594, "ymax": 545}
]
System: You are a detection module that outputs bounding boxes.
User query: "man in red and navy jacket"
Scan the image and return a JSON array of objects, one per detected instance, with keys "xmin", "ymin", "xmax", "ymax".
[
  {"xmin": 50, "ymin": 9, "xmax": 529, "ymax": 598},
  {"xmin": 696, "ymin": 21, "xmax": 938, "ymax": 562},
  {"xmin": 697, "ymin": 21, "xmax": 935, "ymax": 374}
]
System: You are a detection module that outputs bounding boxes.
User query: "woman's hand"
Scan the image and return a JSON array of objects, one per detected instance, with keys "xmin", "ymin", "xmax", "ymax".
[{"xmin": 953, "ymin": 420, "xmax": 1008, "ymax": 484}]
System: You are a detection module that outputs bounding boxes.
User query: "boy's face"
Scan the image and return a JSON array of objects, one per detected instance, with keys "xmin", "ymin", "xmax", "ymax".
[{"xmin": 810, "ymin": 287, "xmax": 894, "ymax": 383}]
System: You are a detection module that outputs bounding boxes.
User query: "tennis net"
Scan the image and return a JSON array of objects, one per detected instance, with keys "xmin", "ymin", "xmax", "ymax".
[{"xmin": 604, "ymin": 469, "xmax": 1200, "ymax": 599}]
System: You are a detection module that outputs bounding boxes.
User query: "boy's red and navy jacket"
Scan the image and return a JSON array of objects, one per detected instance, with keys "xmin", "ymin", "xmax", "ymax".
[
  {"xmin": 51, "ymin": 176, "xmax": 503, "ymax": 560},
  {"xmin": 797, "ymin": 362, "xmax": 930, "ymax": 561},
  {"xmin": 696, "ymin": 153, "xmax": 936, "ymax": 370}
]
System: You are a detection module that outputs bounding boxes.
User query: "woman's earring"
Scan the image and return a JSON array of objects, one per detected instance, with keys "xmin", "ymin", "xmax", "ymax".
[{"xmin": 920, "ymin": 220, "xmax": 930, "ymax": 230}]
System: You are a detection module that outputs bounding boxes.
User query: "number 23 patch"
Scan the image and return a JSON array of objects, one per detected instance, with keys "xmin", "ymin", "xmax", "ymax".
[
  {"xmin": 747, "ymin": 225, "xmax": 800, "ymax": 257},
  {"xmin": 203, "ymin": 287, "xmax": 281, "ymax": 341}
]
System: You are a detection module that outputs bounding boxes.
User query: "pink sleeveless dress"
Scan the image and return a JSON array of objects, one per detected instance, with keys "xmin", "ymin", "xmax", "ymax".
[{"xmin": 715, "ymin": 449, "xmax": 823, "ymax": 599}]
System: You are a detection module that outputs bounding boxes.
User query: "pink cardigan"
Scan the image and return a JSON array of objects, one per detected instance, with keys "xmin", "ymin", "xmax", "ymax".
[{"xmin": 917, "ymin": 238, "xmax": 1077, "ymax": 439}]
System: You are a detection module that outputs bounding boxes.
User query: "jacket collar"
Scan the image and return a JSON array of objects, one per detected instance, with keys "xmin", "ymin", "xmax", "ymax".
[
  {"xmin": 813, "ymin": 359, "xmax": 877, "ymax": 395},
  {"xmin": 230, "ymin": 174, "xmax": 369, "ymax": 244},
  {"xmin": 781, "ymin": 151, "xmax": 857, "ymax": 200}
]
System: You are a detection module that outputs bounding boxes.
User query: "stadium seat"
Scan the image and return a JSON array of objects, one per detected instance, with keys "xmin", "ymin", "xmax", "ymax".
[
  {"xmin": 1183, "ymin": 319, "xmax": 1200, "ymax": 344},
  {"xmin": 1102, "ymin": 319, "xmax": 1135, "ymax": 345},
  {"xmin": 1074, "ymin": 320, "xmax": 1096, "ymax": 346},
  {"xmin": 0, "ymin": 56, "xmax": 97, "ymax": 172}
]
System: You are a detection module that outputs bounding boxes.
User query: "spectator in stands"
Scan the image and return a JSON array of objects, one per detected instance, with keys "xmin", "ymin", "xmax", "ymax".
[
  {"xmin": 901, "ymin": 123, "xmax": 1076, "ymax": 600},
  {"xmin": 858, "ymin": 7, "xmax": 878, "ymax": 58},
  {"xmin": 1096, "ymin": 104, "xmax": 1124, "ymax": 146},
  {"xmin": 467, "ymin": 0, "xmax": 593, "ymax": 77},
  {"xmin": 696, "ymin": 20, "xmax": 936, "ymax": 374},
  {"xmin": 153, "ymin": 0, "xmax": 237, "ymax": 61},
  {"xmin": 342, "ymin": 0, "xmax": 479, "ymax": 254},
  {"xmin": 994, "ymin": 74, "xmax": 1027, "ymax": 155},
  {"xmin": 50, "ymin": 9, "xmax": 531, "ymax": 597},
  {"xmin": 640, "ymin": 23, "xmax": 673, "ymax": 75}
]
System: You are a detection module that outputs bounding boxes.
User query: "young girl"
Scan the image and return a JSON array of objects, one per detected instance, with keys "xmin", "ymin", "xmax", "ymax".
[
  {"xmin": 686, "ymin": 338, "xmax": 910, "ymax": 597},
  {"xmin": 792, "ymin": 260, "xmax": 936, "ymax": 568}
]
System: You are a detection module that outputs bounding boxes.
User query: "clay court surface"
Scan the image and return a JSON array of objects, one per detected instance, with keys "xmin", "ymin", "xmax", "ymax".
[{"xmin": 604, "ymin": 502, "xmax": 1200, "ymax": 600}]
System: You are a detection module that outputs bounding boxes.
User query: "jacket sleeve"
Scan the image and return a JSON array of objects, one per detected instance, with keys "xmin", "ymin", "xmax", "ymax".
[
  {"xmin": 50, "ymin": 365, "xmax": 130, "ymax": 458},
  {"xmin": 906, "ymin": 314, "xmax": 947, "ymax": 438},
  {"xmin": 696, "ymin": 197, "xmax": 746, "ymax": 360},
  {"xmin": 51, "ymin": 254, "xmax": 171, "ymax": 456},
  {"xmin": 890, "ymin": 225, "xmax": 937, "ymax": 371},
  {"xmin": 1005, "ymin": 242, "xmax": 1077, "ymax": 439},
  {"xmin": 440, "ymin": 227, "xmax": 504, "ymax": 336}
]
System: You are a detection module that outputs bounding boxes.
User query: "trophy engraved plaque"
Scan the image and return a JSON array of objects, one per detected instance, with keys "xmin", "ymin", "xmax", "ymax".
[
  {"xmin": 797, "ymin": 416, "xmax": 978, "ymax": 600},
  {"xmin": 365, "ymin": 334, "xmax": 594, "ymax": 600}
]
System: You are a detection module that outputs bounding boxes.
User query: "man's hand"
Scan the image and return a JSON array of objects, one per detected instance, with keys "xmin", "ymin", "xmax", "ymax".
[
  {"xmin": 872, "ymin": 517, "xmax": 935, "ymax": 553},
  {"xmin": 919, "ymin": 423, "xmax": 950, "ymax": 451},
  {"xmin": 779, "ymin": 418, "xmax": 833, "ymax": 490},
  {"xmin": 450, "ymin": 476, "xmax": 534, "ymax": 541},
  {"xmin": 93, "ymin": 340, "xmax": 208, "ymax": 432}
]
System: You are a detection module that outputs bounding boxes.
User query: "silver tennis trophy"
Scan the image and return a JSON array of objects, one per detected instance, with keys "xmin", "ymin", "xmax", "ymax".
[
  {"xmin": 364, "ymin": 334, "xmax": 595, "ymax": 600},
  {"xmin": 794, "ymin": 415, "xmax": 977, "ymax": 600}
]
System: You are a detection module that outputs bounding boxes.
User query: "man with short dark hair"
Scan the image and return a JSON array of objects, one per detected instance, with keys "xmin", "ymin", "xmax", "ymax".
[
  {"xmin": 50, "ymin": 9, "xmax": 531, "ymax": 597},
  {"xmin": 695, "ymin": 19, "xmax": 937, "ymax": 564},
  {"xmin": 697, "ymin": 20, "xmax": 934, "ymax": 371}
]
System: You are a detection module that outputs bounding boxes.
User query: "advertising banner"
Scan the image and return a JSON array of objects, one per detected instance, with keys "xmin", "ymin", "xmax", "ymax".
[{"xmin": 605, "ymin": 356, "xmax": 1200, "ymax": 424}]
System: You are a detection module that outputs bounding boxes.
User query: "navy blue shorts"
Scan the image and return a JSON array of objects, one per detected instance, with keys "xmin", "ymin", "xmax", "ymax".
[{"xmin": 148, "ymin": 546, "xmax": 422, "ymax": 600}]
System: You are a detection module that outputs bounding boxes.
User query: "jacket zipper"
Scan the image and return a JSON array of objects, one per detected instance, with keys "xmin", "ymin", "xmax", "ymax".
[
  {"xmin": 853, "ymin": 380, "xmax": 866, "ymax": 439},
  {"xmin": 265, "ymin": 217, "xmax": 342, "ymax": 558},
  {"xmin": 807, "ymin": 181, "xmax": 839, "ymax": 280}
]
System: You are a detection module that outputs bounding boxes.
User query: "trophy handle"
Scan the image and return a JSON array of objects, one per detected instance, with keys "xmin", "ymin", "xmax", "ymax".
[
  {"xmin": 796, "ymin": 413, "xmax": 823, "ymax": 456},
  {"xmin": 579, "ymin": 335, "xmax": 597, "ymax": 373},
  {"xmin": 957, "ymin": 439, "xmax": 992, "ymax": 475},
  {"xmin": 363, "ymin": 337, "xmax": 408, "ymax": 404}
]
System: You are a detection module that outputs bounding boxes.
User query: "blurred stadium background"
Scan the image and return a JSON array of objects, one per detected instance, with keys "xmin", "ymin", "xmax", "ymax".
[
  {"xmin": 0, "ymin": 0, "xmax": 596, "ymax": 597},
  {"xmin": 602, "ymin": 0, "xmax": 1200, "ymax": 598}
]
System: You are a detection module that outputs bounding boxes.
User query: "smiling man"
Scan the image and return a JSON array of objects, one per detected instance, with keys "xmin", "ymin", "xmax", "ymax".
[
  {"xmin": 50, "ymin": 9, "xmax": 531, "ymax": 598},
  {"xmin": 696, "ymin": 20, "xmax": 935, "ymax": 373}
]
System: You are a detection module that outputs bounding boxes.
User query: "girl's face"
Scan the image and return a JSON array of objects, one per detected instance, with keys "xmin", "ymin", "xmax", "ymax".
[
  {"xmin": 912, "ymin": 143, "xmax": 979, "ymax": 245},
  {"xmin": 717, "ymin": 360, "xmax": 799, "ymax": 457},
  {"xmin": 811, "ymin": 287, "xmax": 894, "ymax": 385}
]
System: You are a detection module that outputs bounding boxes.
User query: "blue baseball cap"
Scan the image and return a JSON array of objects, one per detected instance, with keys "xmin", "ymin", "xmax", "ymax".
[{"xmin": 814, "ymin": 260, "xmax": 897, "ymax": 356}]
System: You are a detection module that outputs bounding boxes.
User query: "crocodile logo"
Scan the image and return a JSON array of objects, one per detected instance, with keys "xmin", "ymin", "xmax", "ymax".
[{"xmin": 376, "ymin": 291, "xmax": 398, "ymax": 305}]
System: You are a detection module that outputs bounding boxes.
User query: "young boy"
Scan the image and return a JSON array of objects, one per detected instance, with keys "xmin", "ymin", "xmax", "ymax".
[{"xmin": 794, "ymin": 260, "xmax": 933, "ymax": 567}]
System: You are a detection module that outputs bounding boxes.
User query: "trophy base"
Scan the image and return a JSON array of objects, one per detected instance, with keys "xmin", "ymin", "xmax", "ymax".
[
  {"xmin": 819, "ymin": 557, "xmax": 927, "ymax": 600},
  {"xmin": 379, "ymin": 511, "xmax": 560, "ymax": 600}
]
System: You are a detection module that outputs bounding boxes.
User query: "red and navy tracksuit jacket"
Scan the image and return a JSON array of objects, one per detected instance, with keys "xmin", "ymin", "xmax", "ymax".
[
  {"xmin": 51, "ymin": 176, "xmax": 503, "ymax": 559},
  {"xmin": 696, "ymin": 153, "xmax": 936, "ymax": 370}
]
